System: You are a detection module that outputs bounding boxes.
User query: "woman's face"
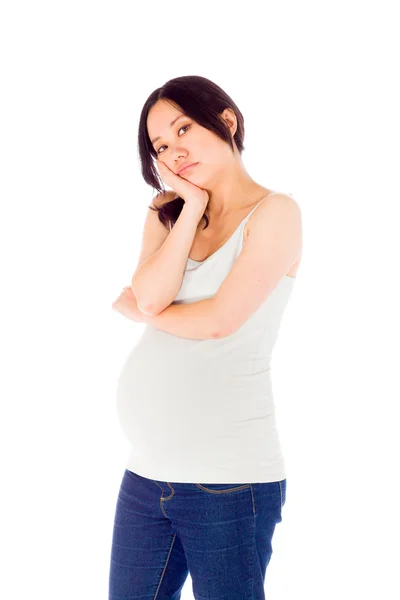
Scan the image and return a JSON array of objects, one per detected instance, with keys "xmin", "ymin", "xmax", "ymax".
[{"xmin": 146, "ymin": 99, "xmax": 236, "ymax": 186}]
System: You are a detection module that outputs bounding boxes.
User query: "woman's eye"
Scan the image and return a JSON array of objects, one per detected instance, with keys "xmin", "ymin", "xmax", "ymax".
[{"xmin": 156, "ymin": 125, "xmax": 190, "ymax": 154}]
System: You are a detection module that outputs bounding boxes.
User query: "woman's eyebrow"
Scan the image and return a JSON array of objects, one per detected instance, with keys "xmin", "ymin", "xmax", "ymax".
[{"xmin": 151, "ymin": 114, "xmax": 185, "ymax": 144}]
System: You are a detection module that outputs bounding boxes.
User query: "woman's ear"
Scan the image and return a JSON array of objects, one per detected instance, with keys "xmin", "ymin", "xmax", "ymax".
[{"xmin": 221, "ymin": 108, "xmax": 237, "ymax": 137}]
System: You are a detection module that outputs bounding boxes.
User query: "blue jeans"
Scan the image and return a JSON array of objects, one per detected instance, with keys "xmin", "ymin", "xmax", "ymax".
[{"xmin": 108, "ymin": 468, "xmax": 287, "ymax": 599}]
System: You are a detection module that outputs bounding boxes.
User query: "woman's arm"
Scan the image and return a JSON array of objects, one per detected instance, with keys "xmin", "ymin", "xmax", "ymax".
[
  {"xmin": 141, "ymin": 297, "xmax": 221, "ymax": 340},
  {"xmin": 112, "ymin": 286, "xmax": 221, "ymax": 340}
]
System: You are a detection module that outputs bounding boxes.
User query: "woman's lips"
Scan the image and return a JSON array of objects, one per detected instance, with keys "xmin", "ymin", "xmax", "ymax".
[{"xmin": 179, "ymin": 162, "xmax": 198, "ymax": 175}]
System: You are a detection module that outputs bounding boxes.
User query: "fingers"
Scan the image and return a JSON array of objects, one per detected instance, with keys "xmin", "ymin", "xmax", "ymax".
[
  {"xmin": 157, "ymin": 159, "xmax": 174, "ymax": 175},
  {"xmin": 156, "ymin": 159, "xmax": 175, "ymax": 189},
  {"xmin": 156, "ymin": 159, "xmax": 166, "ymax": 171}
]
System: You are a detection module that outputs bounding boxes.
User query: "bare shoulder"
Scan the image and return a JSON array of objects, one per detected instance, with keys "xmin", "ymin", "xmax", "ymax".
[
  {"xmin": 264, "ymin": 190, "xmax": 301, "ymax": 211},
  {"xmin": 248, "ymin": 190, "xmax": 301, "ymax": 228},
  {"xmin": 246, "ymin": 190, "xmax": 302, "ymax": 275}
]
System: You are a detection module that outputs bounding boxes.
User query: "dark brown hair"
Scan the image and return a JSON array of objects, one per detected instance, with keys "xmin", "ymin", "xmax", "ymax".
[{"xmin": 137, "ymin": 75, "xmax": 245, "ymax": 230}]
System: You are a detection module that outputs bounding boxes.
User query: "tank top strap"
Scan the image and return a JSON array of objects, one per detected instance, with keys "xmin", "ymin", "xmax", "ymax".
[{"xmin": 241, "ymin": 198, "xmax": 267, "ymax": 226}]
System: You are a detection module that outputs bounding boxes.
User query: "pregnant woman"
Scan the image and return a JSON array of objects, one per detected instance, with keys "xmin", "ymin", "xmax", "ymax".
[{"xmin": 109, "ymin": 75, "xmax": 302, "ymax": 600}]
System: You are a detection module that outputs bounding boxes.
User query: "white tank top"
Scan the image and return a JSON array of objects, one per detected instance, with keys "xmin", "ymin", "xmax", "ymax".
[{"xmin": 116, "ymin": 198, "xmax": 296, "ymax": 483}]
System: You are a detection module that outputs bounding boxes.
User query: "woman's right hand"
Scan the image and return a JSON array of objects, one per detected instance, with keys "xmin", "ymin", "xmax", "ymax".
[{"xmin": 156, "ymin": 159, "xmax": 210, "ymax": 215}]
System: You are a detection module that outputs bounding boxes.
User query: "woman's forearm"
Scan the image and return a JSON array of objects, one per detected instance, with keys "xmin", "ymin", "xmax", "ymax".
[{"xmin": 141, "ymin": 298, "xmax": 221, "ymax": 340}]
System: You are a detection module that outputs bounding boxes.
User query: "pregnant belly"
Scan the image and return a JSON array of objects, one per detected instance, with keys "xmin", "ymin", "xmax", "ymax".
[
  {"xmin": 115, "ymin": 341, "xmax": 213, "ymax": 445},
  {"xmin": 115, "ymin": 334, "xmax": 272, "ymax": 451}
]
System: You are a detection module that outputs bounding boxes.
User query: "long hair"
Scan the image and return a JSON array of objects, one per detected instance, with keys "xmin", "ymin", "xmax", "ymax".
[{"xmin": 137, "ymin": 75, "xmax": 246, "ymax": 230}]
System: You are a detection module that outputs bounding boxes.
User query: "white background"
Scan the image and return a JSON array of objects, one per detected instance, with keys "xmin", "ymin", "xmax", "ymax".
[{"xmin": 1, "ymin": 1, "xmax": 399, "ymax": 598}]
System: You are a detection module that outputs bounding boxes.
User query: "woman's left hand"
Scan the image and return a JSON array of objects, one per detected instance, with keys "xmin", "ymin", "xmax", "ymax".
[{"xmin": 112, "ymin": 286, "xmax": 146, "ymax": 323}]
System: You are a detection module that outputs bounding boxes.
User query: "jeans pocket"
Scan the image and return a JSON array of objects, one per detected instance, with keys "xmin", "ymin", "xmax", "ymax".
[{"xmin": 195, "ymin": 483, "xmax": 251, "ymax": 494}]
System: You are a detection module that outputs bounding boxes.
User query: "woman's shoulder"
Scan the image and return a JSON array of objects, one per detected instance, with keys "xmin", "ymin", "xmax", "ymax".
[
  {"xmin": 244, "ymin": 187, "xmax": 301, "ymax": 237},
  {"xmin": 258, "ymin": 188, "xmax": 300, "ymax": 212}
]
